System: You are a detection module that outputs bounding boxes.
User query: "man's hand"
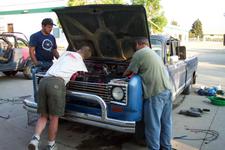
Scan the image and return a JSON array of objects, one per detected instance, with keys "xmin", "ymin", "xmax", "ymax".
[
  {"xmin": 29, "ymin": 46, "xmax": 39, "ymax": 66},
  {"xmin": 35, "ymin": 61, "xmax": 43, "ymax": 67},
  {"xmin": 123, "ymin": 69, "xmax": 133, "ymax": 77},
  {"xmin": 53, "ymin": 49, "xmax": 60, "ymax": 59}
]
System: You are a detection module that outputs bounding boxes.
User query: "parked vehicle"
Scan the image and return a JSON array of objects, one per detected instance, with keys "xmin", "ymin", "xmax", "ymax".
[
  {"xmin": 150, "ymin": 34, "xmax": 198, "ymax": 95},
  {"xmin": 0, "ymin": 32, "xmax": 32, "ymax": 79},
  {"xmin": 23, "ymin": 5, "xmax": 198, "ymax": 136}
]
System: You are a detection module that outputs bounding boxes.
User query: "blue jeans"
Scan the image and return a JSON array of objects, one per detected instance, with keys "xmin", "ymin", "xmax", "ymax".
[
  {"xmin": 31, "ymin": 61, "xmax": 53, "ymax": 102},
  {"xmin": 144, "ymin": 90, "xmax": 172, "ymax": 150}
]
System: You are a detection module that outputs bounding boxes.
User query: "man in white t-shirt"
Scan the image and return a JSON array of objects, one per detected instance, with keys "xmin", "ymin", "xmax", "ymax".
[
  {"xmin": 28, "ymin": 46, "xmax": 92, "ymax": 150},
  {"xmin": 46, "ymin": 47, "xmax": 90, "ymax": 84}
]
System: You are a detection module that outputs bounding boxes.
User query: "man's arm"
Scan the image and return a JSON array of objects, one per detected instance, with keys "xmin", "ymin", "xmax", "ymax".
[
  {"xmin": 123, "ymin": 53, "xmax": 139, "ymax": 77},
  {"xmin": 53, "ymin": 49, "xmax": 59, "ymax": 59},
  {"xmin": 29, "ymin": 46, "xmax": 39, "ymax": 65}
]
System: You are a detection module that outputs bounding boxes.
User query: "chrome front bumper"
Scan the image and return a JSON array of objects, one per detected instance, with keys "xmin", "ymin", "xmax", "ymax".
[{"xmin": 23, "ymin": 91, "xmax": 136, "ymax": 133}]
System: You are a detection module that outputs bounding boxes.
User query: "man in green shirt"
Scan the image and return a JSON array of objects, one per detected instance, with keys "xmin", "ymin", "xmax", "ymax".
[{"xmin": 123, "ymin": 37, "xmax": 172, "ymax": 150}]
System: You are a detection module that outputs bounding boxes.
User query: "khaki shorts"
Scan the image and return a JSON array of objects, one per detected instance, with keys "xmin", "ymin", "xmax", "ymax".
[{"xmin": 37, "ymin": 76, "xmax": 66, "ymax": 116}]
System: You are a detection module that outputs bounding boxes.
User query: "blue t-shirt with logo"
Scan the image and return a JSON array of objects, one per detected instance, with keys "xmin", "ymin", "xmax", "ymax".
[{"xmin": 29, "ymin": 31, "xmax": 57, "ymax": 62}]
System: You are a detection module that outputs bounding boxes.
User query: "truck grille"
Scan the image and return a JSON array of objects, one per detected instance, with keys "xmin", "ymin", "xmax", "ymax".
[
  {"xmin": 67, "ymin": 80, "xmax": 128, "ymax": 105},
  {"xmin": 67, "ymin": 81, "xmax": 112, "ymax": 102}
]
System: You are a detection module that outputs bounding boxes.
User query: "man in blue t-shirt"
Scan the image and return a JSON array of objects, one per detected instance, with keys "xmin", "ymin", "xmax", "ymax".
[
  {"xmin": 29, "ymin": 18, "xmax": 60, "ymax": 108},
  {"xmin": 29, "ymin": 18, "xmax": 59, "ymax": 68}
]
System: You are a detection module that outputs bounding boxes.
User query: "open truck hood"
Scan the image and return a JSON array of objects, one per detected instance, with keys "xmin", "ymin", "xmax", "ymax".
[{"xmin": 54, "ymin": 5, "xmax": 150, "ymax": 61}]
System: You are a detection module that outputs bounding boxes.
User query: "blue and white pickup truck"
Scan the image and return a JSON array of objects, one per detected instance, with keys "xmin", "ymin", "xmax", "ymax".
[{"xmin": 23, "ymin": 5, "xmax": 198, "ymax": 136}]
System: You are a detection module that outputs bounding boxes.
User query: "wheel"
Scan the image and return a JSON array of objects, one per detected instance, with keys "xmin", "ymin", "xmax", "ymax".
[
  {"xmin": 192, "ymin": 73, "xmax": 197, "ymax": 84},
  {"xmin": 3, "ymin": 71, "xmax": 18, "ymax": 76},
  {"xmin": 134, "ymin": 120, "xmax": 146, "ymax": 146},
  {"xmin": 23, "ymin": 61, "xmax": 33, "ymax": 79},
  {"xmin": 182, "ymin": 83, "xmax": 191, "ymax": 95}
]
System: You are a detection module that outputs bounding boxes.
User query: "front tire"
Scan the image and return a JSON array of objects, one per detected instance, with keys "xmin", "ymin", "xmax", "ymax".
[
  {"xmin": 134, "ymin": 120, "xmax": 146, "ymax": 146},
  {"xmin": 23, "ymin": 61, "xmax": 33, "ymax": 79},
  {"xmin": 182, "ymin": 83, "xmax": 191, "ymax": 95},
  {"xmin": 3, "ymin": 71, "xmax": 18, "ymax": 76},
  {"xmin": 192, "ymin": 73, "xmax": 197, "ymax": 84}
]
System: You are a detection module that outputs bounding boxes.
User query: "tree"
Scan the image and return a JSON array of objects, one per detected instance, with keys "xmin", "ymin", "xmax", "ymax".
[
  {"xmin": 131, "ymin": 0, "xmax": 167, "ymax": 33},
  {"xmin": 171, "ymin": 20, "xmax": 178, "ymax": 26},
  {"xmin": 67, "ymin": 0, "xmax": 124, "ymax": 5},
  {"xmin": 97, "ymin": 0, "xmax": 124, "ymax": 4},
  {"xmin": 189, "ymin": 19, "xmax": 203, "ymax": 39},
  {"xmin": 67, "ymin": 0, "xmax": 86, "ymax": 6}
]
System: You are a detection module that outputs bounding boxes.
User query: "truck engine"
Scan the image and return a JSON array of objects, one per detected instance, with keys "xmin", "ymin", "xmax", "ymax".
[{"xmin": 71, "ymin": 60, "xmax": 129, "ymax": 83}]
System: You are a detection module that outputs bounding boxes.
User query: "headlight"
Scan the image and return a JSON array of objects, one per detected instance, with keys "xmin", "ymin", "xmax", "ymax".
[{"xmin": 111, "ymin": 87, "xmax": 124, "ymax": 101}]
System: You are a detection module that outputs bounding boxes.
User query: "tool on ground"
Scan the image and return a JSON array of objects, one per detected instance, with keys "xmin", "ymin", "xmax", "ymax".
[
  {"xmin": 178, "ymin": 107, "xmax": 210, "ymax": 117},
  {"xmin": 173, "ymin": 128, "xmax": 219, "ymax": 144},
  {"xmin": 0, "ymin": 114, "xmax": 10, "ymax": 119}
]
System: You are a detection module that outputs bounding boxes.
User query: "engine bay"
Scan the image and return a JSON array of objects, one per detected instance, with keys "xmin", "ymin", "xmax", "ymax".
[{"xmin": 73, "ymin": 60, "xmax": 129, "ymax": 83}]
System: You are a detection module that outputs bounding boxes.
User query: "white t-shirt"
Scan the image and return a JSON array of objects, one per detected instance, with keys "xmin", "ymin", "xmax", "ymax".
[{"xmin": 46, "ymin": 51, "xmax": 87, "ymax": 84}]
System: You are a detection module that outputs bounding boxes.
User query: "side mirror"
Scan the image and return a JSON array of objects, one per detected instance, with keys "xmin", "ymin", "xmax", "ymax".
[
  {"xmin": 223, "ymin": 34, "xmax": 225, "ymax": 46},
  {"xmin": 177, "ymin": 46, "xmax": 186, "ymax": 60}
]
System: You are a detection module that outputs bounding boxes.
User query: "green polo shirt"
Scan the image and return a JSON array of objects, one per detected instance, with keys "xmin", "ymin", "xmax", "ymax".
[{"xmin": 127, "ymin": 46, "xmax": 172, "ymax": 99}]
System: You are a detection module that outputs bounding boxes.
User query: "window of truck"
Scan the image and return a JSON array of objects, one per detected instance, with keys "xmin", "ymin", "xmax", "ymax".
[
  {"xmin": 17, "ymin": 38, "xmax": 28, "ymax": 48},
  {"xmin": 150, "ymin": 38, "xmax": 163, "ymax": 58},
  {"xmin": 5, "ymin": 36, "xmax": 15, "ymax": 48}
]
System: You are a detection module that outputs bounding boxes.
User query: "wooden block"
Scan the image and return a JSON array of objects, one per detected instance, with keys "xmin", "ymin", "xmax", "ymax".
[{"xmin": 172, "ymin": 140, "xmax": 198, "ymax": 150}]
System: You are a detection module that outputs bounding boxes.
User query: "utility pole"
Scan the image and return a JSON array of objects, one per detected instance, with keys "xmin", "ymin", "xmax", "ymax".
[{"xmin": 223, "ymin": 13, "xmax": 225, "ymax": 46}]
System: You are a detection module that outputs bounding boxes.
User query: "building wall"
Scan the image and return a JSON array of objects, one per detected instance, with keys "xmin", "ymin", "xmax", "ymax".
[
  {"xmin": 203, "ymin": 34, "xmax": 224, "ymax": 42},
  {"xmin": 0, "ymin": 12, "xmax": 57, "ymax": 37},
  {"xmin": 0, "ymin": 13, "xmax": 68, "ymax": 50}
]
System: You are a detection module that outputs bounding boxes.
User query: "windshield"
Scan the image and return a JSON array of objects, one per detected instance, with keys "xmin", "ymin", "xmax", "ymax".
[{"xmin": 150, "ymin": 39, "xmax": 163, "ymax": 57}]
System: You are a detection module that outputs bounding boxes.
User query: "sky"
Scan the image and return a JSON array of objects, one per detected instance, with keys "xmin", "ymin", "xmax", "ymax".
[
  {"xmin": 0, "ymin": 0, "xmax": 66, "ymax": 10},
  {"xmin": 0, "ymin": 0, "xmax": 225, "ymax": 34},
  {"xmin": 161, "ymin": 0, "xmax": 225, "ymax": 34}
]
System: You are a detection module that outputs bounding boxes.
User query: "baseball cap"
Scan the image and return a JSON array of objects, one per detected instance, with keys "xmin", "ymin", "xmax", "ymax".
[{"xmin": 41, "ymin": 18, "xmax": 56, "ymax": 26}]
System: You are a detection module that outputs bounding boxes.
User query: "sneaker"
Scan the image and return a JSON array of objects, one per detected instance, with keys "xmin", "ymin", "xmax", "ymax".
[
  {"xmin": 46, "ymin": 143, "xmax": 57, "ymax": 150},
  {"xmin": 28, "ymin": 136, "xmax": 39, "ymax": 150}
]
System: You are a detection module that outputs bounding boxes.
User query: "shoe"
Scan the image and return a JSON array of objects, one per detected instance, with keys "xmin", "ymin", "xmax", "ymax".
[
  {"xmin": 28, "ymin": 136, "xmax": 39, "ymax": 150},
  {"xmin": 46, "ymin": 143, "xmax": 57, "ymax": 150},
  {"xmin": 136, "ymin": 139, "xmax": 147, "ymax": 147}
]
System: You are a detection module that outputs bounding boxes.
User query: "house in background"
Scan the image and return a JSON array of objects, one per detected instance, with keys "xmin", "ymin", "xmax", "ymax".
[
  {"xmin": 203, "ymin": 34, "xmax": 224, "ymax": 42},
  {"xmin": 162, "ymin": 24, "xmax": 189, "ymax": 45},
  {"xmin": 0, "ymin": 0, "xmax": 68, "ymax": 50}
]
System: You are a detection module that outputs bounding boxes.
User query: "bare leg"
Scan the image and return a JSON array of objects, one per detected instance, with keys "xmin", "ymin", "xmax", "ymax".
[
  {"xmin": 48, "ymin": 115, "xmax": 59, "ymax": 141},
  {"xmin": 28, "ymin": 114, "xmax": 48, "ymax": 150},
  {"xmin": 34, "ymin": 114, "xmax": 48, "ymax": 136}
]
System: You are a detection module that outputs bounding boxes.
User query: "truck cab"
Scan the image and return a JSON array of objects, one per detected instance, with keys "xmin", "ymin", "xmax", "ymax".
[
  {"xmin": 151, "ymin": 35, "xmax": 197, "ymax": 96},
  {"xmin": 23, "ymin": 5, "xmax": 198, "ymax": 135}
]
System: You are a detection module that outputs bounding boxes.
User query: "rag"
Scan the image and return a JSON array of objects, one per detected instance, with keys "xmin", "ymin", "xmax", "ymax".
[{"xmin": 197, "ymin": 86, "xmax": 221, "ymax": 96}]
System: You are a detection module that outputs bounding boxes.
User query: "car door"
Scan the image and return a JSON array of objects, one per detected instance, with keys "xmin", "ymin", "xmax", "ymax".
[
  {"xmin": 165, "ymin": 38, "xmax": 187, "ymax": 97},
  {"xmin": 15, "ymin": 37, "xmax": 29, "ymax": 66}
]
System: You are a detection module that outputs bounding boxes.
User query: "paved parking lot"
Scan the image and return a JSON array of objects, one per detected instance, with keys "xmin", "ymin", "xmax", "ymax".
[{"xmin": 1, "ymin": 84, "xmax": 224, "ymax": 150}]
